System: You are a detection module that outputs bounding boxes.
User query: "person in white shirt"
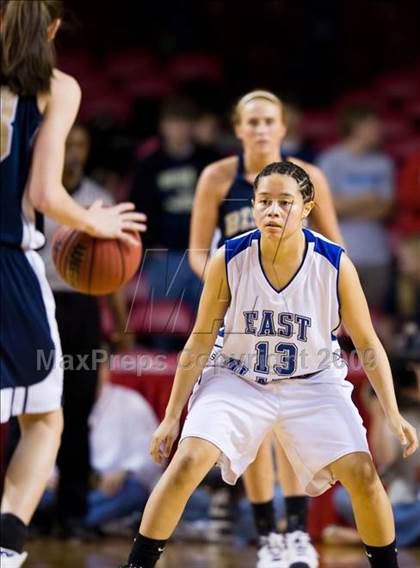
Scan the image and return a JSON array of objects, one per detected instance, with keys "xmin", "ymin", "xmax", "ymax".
[{"xmin": 86, "ymin": 367, "xmax": 162, "ymax": 529}]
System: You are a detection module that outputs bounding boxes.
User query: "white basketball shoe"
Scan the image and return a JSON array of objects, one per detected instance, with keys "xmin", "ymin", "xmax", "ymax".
[
  {"xmin": 285, "ymin": 530, "xmax": 319, "ymax": 568},
  {"xmin": 0, "ymin": 548, "xmax": 28, "ymax": 568},
  {"xmin": 257, "ymin": 532, "xmax": 289, "ymax": 568}
]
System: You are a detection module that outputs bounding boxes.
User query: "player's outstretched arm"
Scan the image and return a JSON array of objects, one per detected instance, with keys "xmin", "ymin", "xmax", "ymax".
[
  {"xmin": 339, "ymin": 254, "xmax": 418, "ymax": 458},
  {"xmin": 150, "ymin": 247, "xmax": 230, "ymax": 464},
  {"xmin": 28, "ymin": 70, "xmax": 146, "ymax": 244}
]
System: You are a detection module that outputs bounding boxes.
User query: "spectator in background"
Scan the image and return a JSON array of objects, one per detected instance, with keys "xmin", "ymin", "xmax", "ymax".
[
  {"xmin": 129, "ymin": 98, "xmax": 220, "ymax": 308},
  {"xmin": 331, "ymin": 330, "xmax": 420, "ymax": 547},
  {"xmin": 85, "ymin": 367, "xmax": 162, "ymax": 533},
  {"xmin": 281, "ymin": 102, "xmax": 316, "ymax": 163},
  {"xmin": 394, "ymin": 152, "xmax": 420, "ymax": 323},
  {"xmin": 39, "ymin": 123, "xmax": 132, "ymax": 538},
  {"xmin": 194, "ymin": 110, "xmax": 224, "ymax": 154},
  {"xmin": 318, "ymin": 105, "xmax": 394, "ymax": 310}
]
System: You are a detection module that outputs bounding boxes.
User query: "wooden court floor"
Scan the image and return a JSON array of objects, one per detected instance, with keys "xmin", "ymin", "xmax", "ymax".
[{"xmin": 25, "ymin": 538, "xmax": 420, "ymax": 568}]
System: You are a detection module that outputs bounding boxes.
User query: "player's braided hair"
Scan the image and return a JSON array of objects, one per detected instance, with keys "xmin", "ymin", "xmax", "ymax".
[{"xmin": 253, "ymin": 161, "xmax": 315, "ymax": 203}]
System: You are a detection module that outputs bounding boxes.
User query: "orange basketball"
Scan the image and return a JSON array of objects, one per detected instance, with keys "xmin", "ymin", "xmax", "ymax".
[{"xmin": 51, "ymin": 227, "xmax": 142, "ymax": 295}]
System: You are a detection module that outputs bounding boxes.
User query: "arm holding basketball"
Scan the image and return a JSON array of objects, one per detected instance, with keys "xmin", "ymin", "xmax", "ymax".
[
  {"xmin": 28, "ymin": 71, "xmax": 146, "ymax": 244},
  {"xmin": 150, "ymin": 247, "xmax": 230, "ymax": 464},
  {"xmin": 339, "ymin": 254, "xmax": 418, "ymax": 457},
  {"xmin": 189, "ymin": 163, "xmax": 226, "ymax": 280}
]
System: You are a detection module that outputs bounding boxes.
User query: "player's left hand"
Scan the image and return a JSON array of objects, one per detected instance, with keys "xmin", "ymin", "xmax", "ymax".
[{"xmin": 387, "ymin": 413, "xmax": 418, "ymax": 458}]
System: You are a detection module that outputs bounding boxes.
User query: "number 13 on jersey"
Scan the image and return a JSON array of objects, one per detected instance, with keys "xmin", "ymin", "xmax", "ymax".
[{"xmin": 254, "ymin": 341, "xmax": 298, "ymax": 376}]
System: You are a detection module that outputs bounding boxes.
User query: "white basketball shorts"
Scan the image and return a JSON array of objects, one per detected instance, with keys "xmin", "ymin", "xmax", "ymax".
[{"xmin": 180, "ymin": 366, "xmax": 370, "ymax": 496}]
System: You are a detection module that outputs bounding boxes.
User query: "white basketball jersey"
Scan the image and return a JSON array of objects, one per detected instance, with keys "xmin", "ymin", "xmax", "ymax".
[{"xmin": 210, "ymin": 228, "xmax": 347, "ymax": 384}]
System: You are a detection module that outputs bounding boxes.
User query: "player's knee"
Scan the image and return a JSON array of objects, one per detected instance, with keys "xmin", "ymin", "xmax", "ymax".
[
  {"xmin": 19, "ymin": 408, "xmax": 63, "ymax": 439},
  {"xmin": 40, "ymin": 408, "xmax": 64, "ymax": 438},
  {"xmin": 171, "ymin": 446, "xmax": 209, "ymax": 487},
  {"xmin": 171, "ymin": 455, "xmax": 200, "ymax": 488},
  {"xmin": 338, "ymin": 453, "xmax": 379, "ymax": 497}
]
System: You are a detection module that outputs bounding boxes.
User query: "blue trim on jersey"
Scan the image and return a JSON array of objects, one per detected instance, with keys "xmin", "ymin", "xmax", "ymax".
[
  {"xmin": 332, "ymin": 253, "xmax": 343, "ymax": 335},
  {"xmin": 225, "ymin": 229, "xmax": 260, "ymax": 264},
  {"xmin": 304, "ymin": 228, "xmax": 343, "ymax": 269},
  {"xmin": 303, "ymin": 229, "xmax": 343, "ymax": 335},
  {"xmin": 257, "ymin": 230, "xmax": 309, "ymax": 294}
]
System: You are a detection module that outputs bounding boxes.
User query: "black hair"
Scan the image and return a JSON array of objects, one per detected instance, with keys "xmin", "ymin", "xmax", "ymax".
[
  {"xmin": 0, "ymin": 0, "xmax": 63, "ymax": 96},
  {"xmin": 253, "ymin": 161, "xmax": 315, "ymax": 203},
  {"xmin": 338, "ymin": 104, "xmax": 378, "ymax": 138}
]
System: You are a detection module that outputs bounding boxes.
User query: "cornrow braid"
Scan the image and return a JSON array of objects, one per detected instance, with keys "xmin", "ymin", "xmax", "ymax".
[{"xmin": 253, "ymin": 161, "xmax": 315, "ymax": 203}]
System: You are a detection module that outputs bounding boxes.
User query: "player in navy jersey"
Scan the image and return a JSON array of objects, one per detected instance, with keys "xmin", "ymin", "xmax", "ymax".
[
  {"xmin": 121, "ymin": 161, "xmax": 417, "ymax": 568},
  {"xmin": 0, "ymin": 2, "xmax": 146, "ymax": 565},
  {"xmin": 189, "ymin": 90, "xmax": 343, "ymax": 567}
]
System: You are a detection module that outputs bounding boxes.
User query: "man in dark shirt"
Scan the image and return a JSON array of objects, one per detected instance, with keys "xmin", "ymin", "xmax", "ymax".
[{"xmin": 130, "ymin": 98, "xmax": 220, "ymax": 309}]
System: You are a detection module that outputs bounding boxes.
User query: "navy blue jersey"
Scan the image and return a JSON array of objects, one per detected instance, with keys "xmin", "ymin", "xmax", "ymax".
[
  {"xmin": 216, "ymin": 154, "xmax": 256, "ymax": 247},
  {"xmin": 0, "ymin": 88, "xmax": 64, "ymax": 422},
  {"xmin": 0, "ymin": 86, "xmax": 43, "ymax": 249}
]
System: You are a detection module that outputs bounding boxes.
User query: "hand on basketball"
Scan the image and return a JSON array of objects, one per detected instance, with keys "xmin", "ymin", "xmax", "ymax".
[
  {"xmin": 87, "ymin": 200, "xmax": 147, "ymax": 245},
  {"xmin": 387, "ymin": 413, "xmax": 418, "ymax": 458},
  {"xmin": 150, "ymin": 416, "xmax": 180, "ymax": 465}
]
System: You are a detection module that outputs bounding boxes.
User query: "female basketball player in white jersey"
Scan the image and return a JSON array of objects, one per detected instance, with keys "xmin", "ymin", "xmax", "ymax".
[
  {"xmin": 0, "ymin": 2, "xmax": 146, "ymax": 566},
  {"xmin": 189, "ymin": 90, "xmax": 343, "ymax": 567},
  {"xmin": 121, "ymin": 161, "xmax": 417, "ymax": 568}
]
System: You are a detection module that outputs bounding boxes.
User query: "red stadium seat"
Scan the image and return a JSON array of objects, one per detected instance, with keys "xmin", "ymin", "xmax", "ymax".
[
  {"xmin": 76, "ymin": 76, "xmax": 114, "ymax": 99},
  {"xmin": 106, "ymin": 50, "xmax": 160, "ymax": 83},
  {"xmin": 381, "ymin": 114, "xmax": 412, "ymax": 142},
  {"xmin": 79, "ymin": 95, "xmax": 133, "ymax": 121},
  {"xmin": 100, "ymin": 297, "xmax": 194, "ymax": 340},
  {"xmin": 125, "ymin": 76, "xmax": 175, "ymax": 99},
  {"xmin": 375, "ymin": 74, "xmax": 420, "ymax": 104},
  {"xmin": 405, "ymin": 100, "xmax": 420, "ymax": 125},
  {"xmin": 301, "ymin": 111, "xmax": 337, "ymax": 140},
  {"xmin": 313, "ymin": 134, "xmax": 339, "ymax": 152},
  {"xmin": 168, "ymin": 52, "xmax": 223, "ymax": 84},
  {"xmin": 57, "ymin": 50, "xmax": 96, "ymax": 77},
  {"xmin": 110, "ymin": 349, "xmax": 179, "ymax": 421},
  {"xmin": 127, "ymin": 298, "xmax": 194, "ymax": 337},
  {"xmin": 386, "ymin": 136, "xmax": 420, "ymax": 164},
  {"xmin": 335, "ymin": 89, "xmax": 386, "ymax": 113}
]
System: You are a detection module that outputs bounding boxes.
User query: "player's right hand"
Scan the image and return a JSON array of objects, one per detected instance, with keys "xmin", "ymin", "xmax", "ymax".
[
  {"xmin": 387, "ymin": 413, "xmax": 418, "ymax": 458},
  {"xmin": 150, "ymin": 416, "xmax": 180, "ymax": 465},
  {"xmin": 86, "ymin": 200, "xmax": 147, "ymax": 246}
]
